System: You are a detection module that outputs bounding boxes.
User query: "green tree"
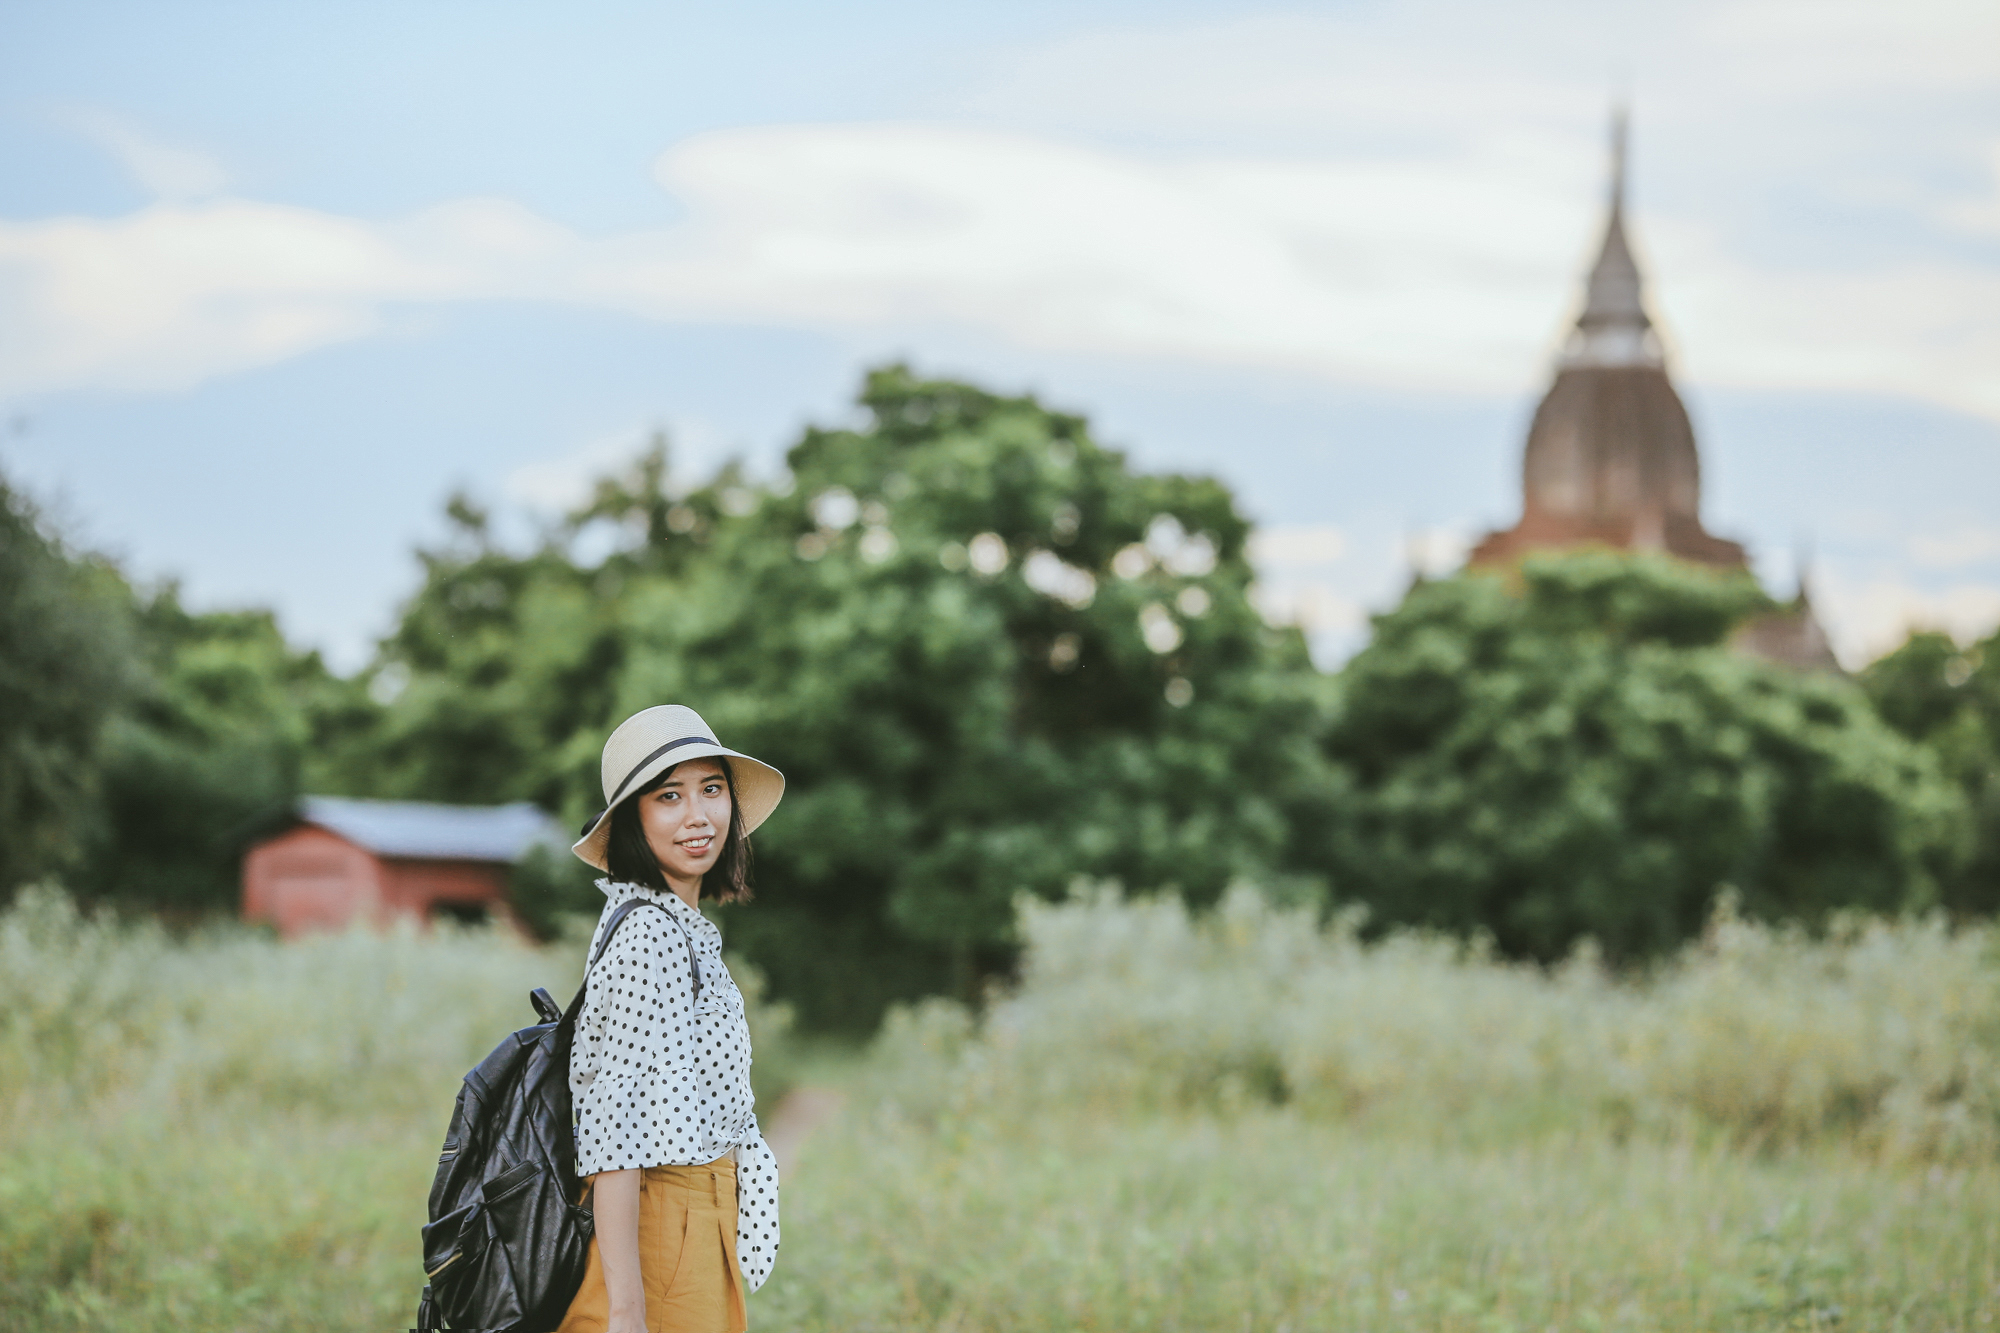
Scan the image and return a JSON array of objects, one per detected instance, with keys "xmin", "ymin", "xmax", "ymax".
[
  {"xmin": 1863, "ymin": 628, "xmax": 2000, "ymax": 914},
  {"xmin": 620, "ymin": 367, "xmax": 1335, "ymax": 1026},
  {"xmin": 348, "ymin": 367, "xmax": 1337, "ymax": 1028},
  {"xmin": 82, "ymin": 587, "xmax": 357, "ymax": 913},
  {"xmin": 320, "ymin": 493, "xmax": 620, "ymax": 811},
  {"xmin": 0, "ymin": 476, "xmax": 135, "ymax": 895},
  {"xmin": 1319, "ymin": 551, "xmax": 1967, "ymax": 960}
]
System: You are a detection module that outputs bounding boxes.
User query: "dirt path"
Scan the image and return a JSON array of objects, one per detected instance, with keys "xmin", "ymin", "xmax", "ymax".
[{"xmin": 762, "ymin": 1085, "xmax": 846, "ymax": 1172}]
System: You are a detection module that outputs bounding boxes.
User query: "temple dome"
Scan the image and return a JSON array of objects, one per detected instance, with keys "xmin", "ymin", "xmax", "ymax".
[{"xmin": 1471, "ymin": 114, "xmax": 1745, "ymax": 569}]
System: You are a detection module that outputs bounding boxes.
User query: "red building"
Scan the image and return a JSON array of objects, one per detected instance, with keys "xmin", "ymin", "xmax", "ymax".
[{"xmin": 242, "ymin": 796, "xmax": 564, "ymax": 938}]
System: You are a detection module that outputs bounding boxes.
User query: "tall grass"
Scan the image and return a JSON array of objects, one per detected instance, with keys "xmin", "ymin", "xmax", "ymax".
[
  {"xmin": 763, "ymin": 1105, "xmax": 1999, "ymax": 1331},
  {"xmin": 758, "ymin": 887, "xmax": 2000, "ymax": 1330},
  {"xmin": 3, "ymin": 883, "xmax": 1996, "ymax": 1331},
  {"xmin": 0, "ymin": 888, "xmax": 795, "ymax": 1333},
  {"xmin": 901, "ymin": 885, "xmax": 2000, "ymax": 1159}
]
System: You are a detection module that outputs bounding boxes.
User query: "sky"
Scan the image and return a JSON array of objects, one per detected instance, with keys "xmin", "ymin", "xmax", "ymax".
[{"xmin": 1, "ymin": 0, "xmax": 1995, "ymax": 671}]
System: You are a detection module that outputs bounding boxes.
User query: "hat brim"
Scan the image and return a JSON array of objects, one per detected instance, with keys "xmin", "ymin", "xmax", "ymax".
[{"xmin": 570, "ymin": 745, "xmax": 784, "ymax": 872}]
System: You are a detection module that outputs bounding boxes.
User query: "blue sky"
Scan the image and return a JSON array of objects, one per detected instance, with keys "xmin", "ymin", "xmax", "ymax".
[{"xmin": 2, "ymin": 0, "xmax": 1995, "ymax": 670}]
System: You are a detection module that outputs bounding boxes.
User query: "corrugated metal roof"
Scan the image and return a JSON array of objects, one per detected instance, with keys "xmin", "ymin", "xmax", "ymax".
[{"xmin": 299, "ymin": 796, "xmax": 566, "ymax": 863}]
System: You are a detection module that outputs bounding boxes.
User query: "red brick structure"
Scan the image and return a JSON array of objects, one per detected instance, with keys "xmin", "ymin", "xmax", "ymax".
[{"xmin": 242, "ymin": 796, "xmax": 562, "ymax": 938}]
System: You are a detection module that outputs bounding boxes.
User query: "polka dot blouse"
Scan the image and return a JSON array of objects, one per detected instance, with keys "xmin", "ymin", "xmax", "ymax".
[{"xmin": 570, "ymin": 880, "xmax": 781, "ymax": 1294}]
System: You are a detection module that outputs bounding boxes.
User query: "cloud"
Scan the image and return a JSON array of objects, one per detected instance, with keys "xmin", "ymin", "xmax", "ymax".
[
  {"xmin": 1816, "ymin": 571, "xmax": 2000, "ymax": 664},
  {"xmin": 1247, "ymin": 575, "xmax": 1370, "ymax": 670},
  {"xmin": 0, "ymin": 0, "xmax": 1994, "ymax": 425},
  {"xmin": 652, "ymin": 122, "xmax": 1601, "ymax": 382},
  {"xmin": 503, "ymin": 429, "xmax": 647, "ymax": 514},
  {"xmin": 1701, "ymin": 0, "xmax": 2000, "ymax": 95},
  {"xmin": 1938, "ymin": 140, "xmax": 2000, "ymax": 239},
  {"xmin": 1911, "ymin": 525, "xmax": 2000, "ymax": 570},
  {"xmin": 1662, "ymin": 248, "xmax": 2000, "ymax": 419},
  {"xmin": 1, "ymin": 114, "xmax": 1994, "ymax": 421},
  {"xmin": 0, "ymin": 202, "xmax": 408, "ymax": 395},
  {"xmin": 1248, "ymin": 524, "xmax": 1348, "ymax": 567},
  {"xmin": 1244, "ymin": 522, "xmax": 1372, "ymax": 667},
  {"xmin": 64, "ymin": 108, "xmax": 229, "ymax": 200},
  {"xmin": 501, "ymin": 417, "xmax": 745, "ymax": 515},
  {"xmin": 0, "ymin": 196, "xmax": 573, "ymax": 397}
]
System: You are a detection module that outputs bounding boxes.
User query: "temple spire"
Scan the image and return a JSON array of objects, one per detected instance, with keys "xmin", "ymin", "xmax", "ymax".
[
  {"xmin": 1563, "ymin": 108, "xmax": 1662, "ymax": 369},
  {"xmin": 1470, "ymin": 105, "xmax": 1747, "ymax": 574},
  {"xmin": 1609, "ymin": 106, "xmax": 1628, "ymax": 216}
]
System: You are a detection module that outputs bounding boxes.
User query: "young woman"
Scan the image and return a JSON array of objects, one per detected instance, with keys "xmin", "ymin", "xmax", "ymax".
[{"xmin": 558, "ymin": 705, "xmax": 785, "ymax": 1333}]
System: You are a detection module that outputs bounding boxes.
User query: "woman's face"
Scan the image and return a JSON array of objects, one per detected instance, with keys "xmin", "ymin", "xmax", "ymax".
[{"xmin": 638, "ymin": 758, "xmax": 733, "ymax": 889}]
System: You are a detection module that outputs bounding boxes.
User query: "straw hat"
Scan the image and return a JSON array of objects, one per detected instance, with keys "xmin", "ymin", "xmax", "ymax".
[{"xmin": 571, "ymin": 705, "xmax": 785, "ymax": 870}]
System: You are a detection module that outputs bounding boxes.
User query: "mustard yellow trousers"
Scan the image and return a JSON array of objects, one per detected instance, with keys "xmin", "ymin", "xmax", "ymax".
[{"xmin": 556, "ymin": 1157, "xmax": 748, "ymax": 1333}]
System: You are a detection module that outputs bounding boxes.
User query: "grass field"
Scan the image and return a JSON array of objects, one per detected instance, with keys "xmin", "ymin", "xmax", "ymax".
[{"xmin": 3, "ymin": 885, "xmax": 1997, "ymax": 1331}]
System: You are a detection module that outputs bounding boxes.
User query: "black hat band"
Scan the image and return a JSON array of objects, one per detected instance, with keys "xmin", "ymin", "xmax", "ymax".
[{"xmin": 580, "ymin": 735, "xmax": 716, "ymax": 834}]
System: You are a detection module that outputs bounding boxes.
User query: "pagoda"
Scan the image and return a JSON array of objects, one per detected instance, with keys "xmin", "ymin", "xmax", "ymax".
[
  {"xmin": 1467, "ymin": 114, "xmax": 1839, "ymax": 671},
  {"xmin": 1469, "ymin": 113, "xmax": 1746, "ymax": 569}
]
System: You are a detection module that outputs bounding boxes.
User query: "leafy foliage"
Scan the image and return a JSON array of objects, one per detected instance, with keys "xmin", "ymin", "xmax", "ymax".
[
  {"xmin": 1863, "ymin": 628, "xmax": 2000, "ymax": 913},
  {"xmin": 0, "ymin": 468, "xmax": 362, "ymax": 910},
  {"xmin": 1318, "ymin": 552, "xmax": 1967, "ymax": 959},
  {"xmin": 0, "ymin": 479, "xmax": 136, "ymax": 891},
  {"xmin": 86, "ymin": 590, "xmax": 359, "ymax": 912},
  {"xmin": 5, "ymin": 370, "xmax": 1990, "ymax": 1029},
  {"xmin": 506, "ymin": 842, "xmax": 604, "ymax": 942},
  {"xmin": 344, "ymin": 368, "xmax": 1336, "ymax": 1029}
]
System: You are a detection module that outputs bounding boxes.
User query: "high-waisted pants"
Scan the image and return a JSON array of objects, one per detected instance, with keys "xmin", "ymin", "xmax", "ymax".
[{"xmin": 555, "ymin": 1156, "xmax": 748, "ymax": 1333}]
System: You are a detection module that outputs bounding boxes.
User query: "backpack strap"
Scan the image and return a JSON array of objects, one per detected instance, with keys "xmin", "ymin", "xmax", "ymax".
[
  {"xmin": 665, "ymin": 912, "xmax": 704, "ymax": 1005},
  {"xmin": 560, "ymin": 897, "xmax": 703, "ymax": 1026},
  {"xmin": 591, "ymin": 897, "xmax": 664, "ymax": 970}
]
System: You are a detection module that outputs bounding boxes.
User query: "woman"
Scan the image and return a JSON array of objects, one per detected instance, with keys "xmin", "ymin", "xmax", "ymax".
[{"xmin": 559, "ymin": 704, "xmax": 785, "ymax": 1333}]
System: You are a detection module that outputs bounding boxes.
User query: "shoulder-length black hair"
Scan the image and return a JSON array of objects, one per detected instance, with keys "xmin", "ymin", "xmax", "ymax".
[{"xmin": 604, "ymin": 758, "xmax": 755, "ymax": 903}]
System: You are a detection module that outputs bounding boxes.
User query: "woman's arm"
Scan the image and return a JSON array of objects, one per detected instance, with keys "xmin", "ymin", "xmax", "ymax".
[{"xmin": 592, "ymin": 1168, "xmax": 645, "ymax": 1333}]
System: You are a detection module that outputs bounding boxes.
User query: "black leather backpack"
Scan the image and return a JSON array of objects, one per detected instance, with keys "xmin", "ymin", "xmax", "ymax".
[{"xmin": 416, "ymin": 897, "xmax": 695, "ymax": 1332}]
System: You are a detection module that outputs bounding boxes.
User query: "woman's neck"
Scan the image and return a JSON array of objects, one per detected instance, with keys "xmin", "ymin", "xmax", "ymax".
[{"xmin": 663, "ymin": 874, "xmax": 701, "ymax": 910}]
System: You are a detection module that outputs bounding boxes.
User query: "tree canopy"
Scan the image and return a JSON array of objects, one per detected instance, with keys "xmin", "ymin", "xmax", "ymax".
[
  {"xmin": 1, "ymin": 367, "xmax": 1985, "ymax": 1031},
  {"xmin": 1318, "ymin": 552, "xmax": 1968, "ymax": 960},
  {"xmin": 0, "ymin": 478, "xmax": 135, "ymax": 890},
  {"xmin": 1864, "ymin": 628, "xmax": 2000, "ymax": 915},
  {"xmin": 87, "ymin": 591, "xmax": 354, "ymax": 913},
  {"xmin": 332, "ymin": 366, "xmax": 1338, "ymax": 1027},
  {"xmin": 0, "ymin": 476, "xmax": 353, "ymax": 910}
]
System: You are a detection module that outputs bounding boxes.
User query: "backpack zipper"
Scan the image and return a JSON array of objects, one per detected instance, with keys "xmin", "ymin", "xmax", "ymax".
[{"xmin": 425, "ymin": 1250, "xmax": 462, "ymax": 1280}]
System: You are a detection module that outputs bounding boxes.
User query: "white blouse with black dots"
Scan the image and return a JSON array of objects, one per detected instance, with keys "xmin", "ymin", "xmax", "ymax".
[{"xmin": 570, "ymin": 880, "xmax": 782, "ymax": 1294}]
